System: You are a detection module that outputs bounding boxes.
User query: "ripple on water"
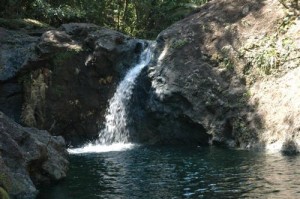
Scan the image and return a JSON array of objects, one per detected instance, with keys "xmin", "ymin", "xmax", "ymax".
[{"xmin": 38, "ymin": 146, "xmax": 300, "ymax": 199}]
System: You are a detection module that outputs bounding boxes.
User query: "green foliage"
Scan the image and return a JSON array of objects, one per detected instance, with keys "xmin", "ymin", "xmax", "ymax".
[
  {"xmin": 0, "ymin": 0, "xmax": 210, "ymax": 39},
  {"xmin": 239, "ymin": 15, "xmax": 298, "ymax": 75},
  {"xmin": 211, "ymin": 53, "xmax": 234, "ymax": 70},
  {"xmin": 171, "ymin": 38, "xmax": 189, "ymax": 49},
  {"xmin": 218, "ymin": 57, "xmax": 234, "ymax": 70},
  {"xmin": 0, "ymin": 173, "xmax": 12, "ymax": 194}
]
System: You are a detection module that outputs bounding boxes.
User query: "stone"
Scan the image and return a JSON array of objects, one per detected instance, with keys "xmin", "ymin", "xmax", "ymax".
[
  {"xmin": 281, "ymin": 139, "xmax": 300, "ymax": 156},
  {"xmin": 19, "ymin": 23, "xmax": 149, "ymax": 146},
  {"xmin": 0, "ymin": 28, "xmax": 38, "ymax": 81},
  {"xmin": 0, "ymin": 111, "xmax": 69, "ymax": 198},
  {"xmin": 0, "ymin": 82, "xmax": 22, "ymax": 122},
  {"xmin": 129, "ymin": 0, "xmax": 286, "ymax": 148}
]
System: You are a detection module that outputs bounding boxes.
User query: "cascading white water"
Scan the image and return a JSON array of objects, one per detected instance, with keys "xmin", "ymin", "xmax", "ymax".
[
  {"xmin": 68, "ymin": 47, "xmax": 151, "ymax": 154},
  {"xmin": 97, "ymin": 48, "xmax": 151, "ymax": 144}
]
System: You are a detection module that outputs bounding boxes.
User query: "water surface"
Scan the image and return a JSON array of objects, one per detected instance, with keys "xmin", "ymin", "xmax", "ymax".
[{"xmin": 38, "ymin": 146, "xmax": 300, "ymax": 199}]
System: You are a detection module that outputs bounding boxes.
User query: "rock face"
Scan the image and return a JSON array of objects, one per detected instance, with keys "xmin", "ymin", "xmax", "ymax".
[
  {"xmin": 0, "ymin": 111, "xmax": 69, "ymax": 198},
  {"xmin": 130, "ymin": 0, "xmax": 300, "ymax": 152},
  {"xmin": 23, "ymin": 23, "xmax": 146, "ymax": 145},
  {"xmin": 129, "ymin": 0, "xmax": 270, "ymax": 147},
  {"xmin": 0, "ymin": 28, "xmax": 39, "ymax": 122},
  {"xmin": 1, "ymin": 1, "xmax": 300, "ymax": 154},
  {"xmin": 0, "ymin": 27, "xmax": 38, "ymax": 81},
  {"xmin": 0, "ymin": 23, "xmax": 147, "ymax": 146},
  {"xmin": 250, "ymin": 67, "xmax": 300, "ymax": 154}
]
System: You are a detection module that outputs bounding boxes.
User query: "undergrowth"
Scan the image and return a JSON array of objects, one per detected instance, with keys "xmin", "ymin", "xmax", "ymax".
[{"xmin": 239, "ymin": 13, "xmax": 299, "ymax": 75}]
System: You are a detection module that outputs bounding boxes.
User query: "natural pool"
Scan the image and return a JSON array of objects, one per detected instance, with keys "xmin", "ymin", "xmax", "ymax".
[{"xmin": 38, "ymin": 146, "xmax": 300, "ymax": 199}]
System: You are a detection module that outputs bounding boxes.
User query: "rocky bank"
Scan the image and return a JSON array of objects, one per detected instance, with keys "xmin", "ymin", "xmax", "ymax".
[
  {"xmin": 1, "ymin": 1, "xmax": 300, "ymax": 152},
  {"xmin": 130, "ymin": 0, "xmax": 300, "ymax": 154},
  {"xmin": 1, "ymin": 1, "xmax": 300, "ymax": 196},
  {"xmin": 0, "ymin": 21, "xmax": 149, "ymax": 197},
  {"xmin": 0, "ymin": 111, "xmax": 68, "ymax": 198},
  {"xmin": 0, "ymin": 0, "xmax": 300, "ymax": 198},
  {"xmin": 0, "ymin": 22, "xmax": 147, "ymax": 146}
]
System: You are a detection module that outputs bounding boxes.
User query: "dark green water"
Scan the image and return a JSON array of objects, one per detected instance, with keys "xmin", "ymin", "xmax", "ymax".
[{"xmin": 38, "ymin": 146, "xmax": 300, "ymax": 199}]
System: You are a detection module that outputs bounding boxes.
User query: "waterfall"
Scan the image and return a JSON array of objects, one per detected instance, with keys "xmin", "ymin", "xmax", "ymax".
[
  {"xmin": 98, "ymin": 48, "xmax": 151, "ymax": 144},
  {"xmin": 68, "ymin": 46, "xmax": 151, "ymax": 154}
]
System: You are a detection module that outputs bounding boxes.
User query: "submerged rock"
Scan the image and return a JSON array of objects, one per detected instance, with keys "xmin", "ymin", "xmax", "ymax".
[
  {"xmin": 281, "ymin": 139, "xmax": 300, "ymax": 156},
  {"xmin": 0, "ymin": 111, "xmax": 69, "ymax": 198}
]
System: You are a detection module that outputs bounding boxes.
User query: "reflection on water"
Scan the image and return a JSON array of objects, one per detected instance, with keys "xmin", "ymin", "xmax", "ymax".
[{"xmin": 38, "ymin": 146, "xmax": 300, "ymax": 199}]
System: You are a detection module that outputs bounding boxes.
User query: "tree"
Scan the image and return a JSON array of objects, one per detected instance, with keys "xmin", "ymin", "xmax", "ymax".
[{"xmin": 0, "ymin": 0, "xmax": 210, "ymax": 39}]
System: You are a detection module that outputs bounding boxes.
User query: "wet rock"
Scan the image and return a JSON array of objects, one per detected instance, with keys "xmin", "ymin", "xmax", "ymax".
[
  {"xmin": 18, "ymin": 23, "xmax": 148, "ymax": 146},
  {"xmin": 281, "ymin": 139, "xmax": 300, "ymax": 156},
  {"xmin": 0, "ymin": 111, "xmax": 69, "ymax": 198}
]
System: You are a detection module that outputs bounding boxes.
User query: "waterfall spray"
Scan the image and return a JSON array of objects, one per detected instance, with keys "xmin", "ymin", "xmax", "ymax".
[
  {"xmin": 97, "ymin": 48, "xmax": 151, "ymax": 144},
  {"xmin": 69, "ymin": 45, "xmax": 151, "ymax": 153}
]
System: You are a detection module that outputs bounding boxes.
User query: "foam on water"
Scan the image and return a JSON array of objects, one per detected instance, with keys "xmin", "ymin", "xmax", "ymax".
[
  {"xmin": 98, "ymin": 48, "xmax": 151, "ymax": 144},
  {"xmin": 68, "ymin": 143, "xmax": 136, "ymax": 154},
  {"xmin": 68, "ymin": 45, "xmax": 151, "ymax": 154}
]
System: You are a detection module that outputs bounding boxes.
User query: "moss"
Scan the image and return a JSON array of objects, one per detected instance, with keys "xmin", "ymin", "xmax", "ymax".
[
  {"xmin": 210, "ymin": 53, "xmax": 234, "ymax": 70},
  {"xmin": 219, "ymin": 57, "xmax": 234, "ymax": 70},
  {"xmin": 0, "ymin": 18, "xmax": 50, "ymax": 30},
  {"xmin": 171, "ymin": 38, "xmax": 189, "ymax": 49},
  {"xmin": 239, "ymin": 14, "xmax": 299, "ymax": 75},
  {"xmin": 0, "ymin": 187, "xmax": 10, "ymax": 199},
  {"xmin": 240, "ymin": 34, "xmax": 294, "ymax": 75},
  {"xmin": 0, "ymin": 173, "xmax": 12, "ymax": 194}
]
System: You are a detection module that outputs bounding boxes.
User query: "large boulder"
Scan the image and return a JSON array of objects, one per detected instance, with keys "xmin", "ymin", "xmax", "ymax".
[
  {"xmin": 0, "ymin": 28, "xmax": 39, "ymax": 122},
  {"xmin": 129, "ymin": 0, "xmax": 299, "ymax": 151},
  {"xmin": 0, "ymin": 111, "xmax": 69, "ymax": 198},
  {"xmin": 0, "ymin": 27, "xmax": 38, "ymax": 81},
  {"xmin": 0, "ymin": 22, "xmax": 148, "ymax": 146},
  {"xmin": 18, "ymin": 23, "xmax": 148, "ymax": 145}
]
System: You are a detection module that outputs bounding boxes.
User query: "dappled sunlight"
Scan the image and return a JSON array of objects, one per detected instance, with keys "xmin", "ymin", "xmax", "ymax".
[
  {"xmin": 250, "ymin": 67, "xmax": 300, "ymax": 153},
  {"xmin": 42, "ymin": 30, "xmax": 83, "ymax": 51},
  {"xmin": 23, "ymin": 18, "xmax": 49, "ymax": 28},
  {"xmin": 158, "ymin": 44, "xmax": 170, "ymax": 62}
]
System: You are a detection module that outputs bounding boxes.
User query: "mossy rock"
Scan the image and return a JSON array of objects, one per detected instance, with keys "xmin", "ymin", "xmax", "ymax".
[
  {"xmin": 0, "ymin": 172, "xmax": 12, "ymax": 194},
  {"xmin": 0, "ymin": 187, "xmax": 9, "ymax": 199},
  {"xmin": 170, "ymin": 38, "xmax": 189, "ymax": 49}
]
